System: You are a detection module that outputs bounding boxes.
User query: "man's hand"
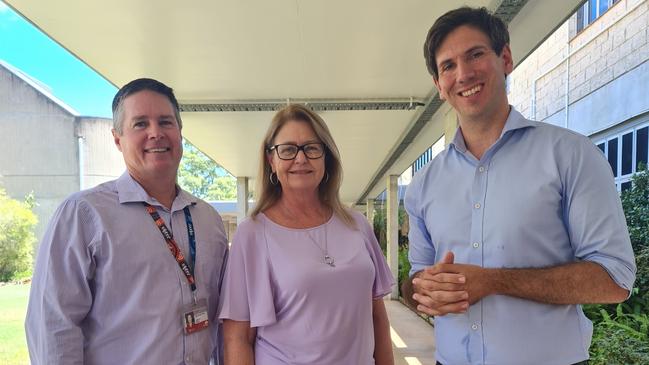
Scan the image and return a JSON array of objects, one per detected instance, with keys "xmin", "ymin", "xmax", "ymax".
[
  {"xmin": 411, "ymin": 252, "xmax": 470, "ymax": 316},
  {"xmin": 426, "ymin": 261, "xmax": 493, "ymax": 305}
]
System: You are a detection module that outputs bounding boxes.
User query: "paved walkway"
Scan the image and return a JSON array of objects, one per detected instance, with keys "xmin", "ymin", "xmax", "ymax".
[{"xmin": 386, "ymin": 299, "xmax": 437, "ymax": 365}]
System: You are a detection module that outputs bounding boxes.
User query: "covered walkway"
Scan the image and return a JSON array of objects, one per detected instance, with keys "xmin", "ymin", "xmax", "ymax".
[{"xmin": 387, "ymin": 300, "xmax": 436, "ymax": 365}]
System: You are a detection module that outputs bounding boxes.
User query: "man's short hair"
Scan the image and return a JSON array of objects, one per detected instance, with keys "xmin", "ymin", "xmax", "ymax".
[
  {"xmin": 111, "ymin": 78, "xmax": 182, "ymax": 134},
  {"xmin": 424, "ymin": 7, "xmax": 510, "ymax": 80}
]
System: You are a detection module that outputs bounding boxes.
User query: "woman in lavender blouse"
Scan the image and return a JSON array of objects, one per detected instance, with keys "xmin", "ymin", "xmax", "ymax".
[{"xmin": 219, "ymin": 104, "xmax": 395, "ymax": 365}]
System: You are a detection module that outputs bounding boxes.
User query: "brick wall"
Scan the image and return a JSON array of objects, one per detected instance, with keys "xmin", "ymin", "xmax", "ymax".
[{"xmin": 509, "ymin": 0, "xmax": 649, "ymax": 130}]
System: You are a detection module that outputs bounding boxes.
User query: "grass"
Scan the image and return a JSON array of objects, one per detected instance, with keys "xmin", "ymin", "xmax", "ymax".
[{"xmin": 0, "ymin": 283, "xmax": 30, "ymax": 365}]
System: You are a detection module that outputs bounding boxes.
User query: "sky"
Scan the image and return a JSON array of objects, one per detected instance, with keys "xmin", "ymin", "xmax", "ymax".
[{"xmin": 0, "ymin": 2, "xmax": 116, "ymax": 118}]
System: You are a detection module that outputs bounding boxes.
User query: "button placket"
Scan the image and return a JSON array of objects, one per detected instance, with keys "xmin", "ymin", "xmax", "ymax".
[{"xmin": 468, "ymin": 157, "xmax": 490, "ymax": 362}]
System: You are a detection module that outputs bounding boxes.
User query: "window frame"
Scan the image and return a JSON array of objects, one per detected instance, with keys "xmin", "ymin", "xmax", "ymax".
[
  {"xmin": 595, "ymin": 120, "xmax": 649, "ymax": 192},
  {"xmin": 576, "ymin": 0, "xmax": 621, "ymax": 34}
]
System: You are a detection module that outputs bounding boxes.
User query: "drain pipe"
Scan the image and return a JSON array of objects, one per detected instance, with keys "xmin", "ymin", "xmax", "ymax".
[
  {"xmin": 75, "ymin": 118, "xmax": 85, "ymax": 191},
  {"xmin": 565, "ymin": 41, "xmax": 571, "ymax": 129},
  {"xmin": 78, "ymin": 136, "xmax": 85, "ymax": 190},
  {"xmin": 531, "ymin": 0, "xmax": 640, "ymax": 126},
  {"xmin": 531, "ymin": 79, "xmax": 537, "ymax": 120}
]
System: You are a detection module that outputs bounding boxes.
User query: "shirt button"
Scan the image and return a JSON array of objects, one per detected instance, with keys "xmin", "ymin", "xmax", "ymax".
[
  {"xmin": 471, "ymin": 323, "xmax": 479, "ymax": 330},
  {"xmin": 478, "ymin": 166, "xmax": 485, "ymax": 172},
  {"xmin": 474, "ymin": 203, "xmax": 481, "ymax": 209},
  {"xmin": 472, "ymin": 242, "xmax": 479, "ymax": 248}
]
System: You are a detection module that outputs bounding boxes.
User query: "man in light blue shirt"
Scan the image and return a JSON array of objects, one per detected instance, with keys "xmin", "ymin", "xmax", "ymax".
[
  {"xmin": 26, "ymin": 78, "xmax": 229, "ymax": 364},
  {"xmin": 402, "ymin": 7, "xmax": 636, "ymax": 365}
]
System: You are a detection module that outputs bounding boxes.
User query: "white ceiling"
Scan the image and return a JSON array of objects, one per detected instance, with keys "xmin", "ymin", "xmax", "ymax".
[{"xmin": 7, "ymin": 0, "xmax": 582, "ymax": 204}]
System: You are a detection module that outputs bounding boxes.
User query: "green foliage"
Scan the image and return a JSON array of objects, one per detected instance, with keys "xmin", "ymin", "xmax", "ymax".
[
  {"xmin": 588, "ymin": 303, "xmax": 649, "ymax": 365},
  {"xmin": 398, "ymin": 246, "xmax": 411, "ymax": 296},
  {"xmin": 372, "ymin": 203, "xmax": 411, "ymax": 296},
  {"xmin": 618, "ymin": 163, "xmax": 649, "ymax": 312},
  {"xmin": 178, "ymin": 140, "xmax": 237, "ymax": 201},
  {"xmin": 621, "ymin": 163, "xmax": 649, "ymax": 254},
  {"xmin": 0, "ymin": 189, "xmax": 37, "ymax": 282},
  {"xmin": 587, "ymin": 164, "xmax": 649, "ymax": 362},
  {"xmin": 372, "ymin": 203, "xmax": 407, "ymax": 252}
]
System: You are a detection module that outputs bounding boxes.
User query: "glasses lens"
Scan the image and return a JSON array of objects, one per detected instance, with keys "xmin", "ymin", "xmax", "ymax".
[
  {"xmin": 304, "ymin": 143, "xmax": 324, "ymax": 158},
  {"xmin": 277, "ymin": 145, "xmax": 298, "ymax": 159}
]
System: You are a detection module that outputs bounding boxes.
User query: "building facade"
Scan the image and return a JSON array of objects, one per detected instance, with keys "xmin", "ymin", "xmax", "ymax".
[
  {"xmin": 0, "ymin": 60, "xmax": 123, "ymax": 243},
  {"xmin": 509, "ymin": 0, "xmax": 649, "ymax": 191}
]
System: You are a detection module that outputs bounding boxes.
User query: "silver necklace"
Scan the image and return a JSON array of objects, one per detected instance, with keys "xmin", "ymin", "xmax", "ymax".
[{"xmin": 306, "ymin": 223, "xmax": 335, "ymax": 267}]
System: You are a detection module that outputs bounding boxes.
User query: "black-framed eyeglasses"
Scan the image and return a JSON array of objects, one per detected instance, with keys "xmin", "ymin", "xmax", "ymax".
[{"xmin": 268, "ymin": 143, "xmax": 326, "ymax": 160}]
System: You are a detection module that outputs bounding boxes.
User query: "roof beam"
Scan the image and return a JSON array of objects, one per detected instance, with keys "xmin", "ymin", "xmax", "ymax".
[
  {"xmin": 354, "ymin": 0, "xmax": 532, "ymax": 205},
  {"xmin": 180, "ymin": 98, "xmax": 425, "ymax": 112}
]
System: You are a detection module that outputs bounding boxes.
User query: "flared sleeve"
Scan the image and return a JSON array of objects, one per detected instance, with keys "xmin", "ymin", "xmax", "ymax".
[{"xmin": 218, "ymin": 218, "xmax": 277, "ymax": 327}]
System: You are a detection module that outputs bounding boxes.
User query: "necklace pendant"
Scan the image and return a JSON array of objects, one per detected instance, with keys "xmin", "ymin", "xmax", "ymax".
[{"xmin": 324, "ymin": 255, "xmax": 335, "ymax": 267}]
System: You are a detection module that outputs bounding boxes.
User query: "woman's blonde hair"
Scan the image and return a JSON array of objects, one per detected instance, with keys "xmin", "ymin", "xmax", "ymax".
[{"xmin": 250, "ymin": 104, "xmax": 354, "ymax": 227}]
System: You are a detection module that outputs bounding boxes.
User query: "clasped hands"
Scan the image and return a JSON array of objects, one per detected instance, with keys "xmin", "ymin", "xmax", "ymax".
[{"xmin": 411, "ymin": 252, "xmax": 492, "ymax": 316}]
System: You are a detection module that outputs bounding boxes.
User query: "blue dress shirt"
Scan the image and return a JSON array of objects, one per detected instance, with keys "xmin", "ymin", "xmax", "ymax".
[
  {"xmin": 26, "ymin": 172, "xmax": 229, "ymax": 365},
  {"xmin": 405, "ymin": 107, "xmax": 636, "ymax": 365}
]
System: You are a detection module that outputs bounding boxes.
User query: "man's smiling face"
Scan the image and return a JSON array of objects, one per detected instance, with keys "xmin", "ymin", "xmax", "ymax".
[
  {"xmin": 112, "ymin": 90, "xmax": 183, "ymax": 181},
  {"xmin": 433, "ymin": 25, "xmax": 513, "ymax": 124}
]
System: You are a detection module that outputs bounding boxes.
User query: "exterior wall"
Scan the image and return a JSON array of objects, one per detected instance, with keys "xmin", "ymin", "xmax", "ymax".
[
  {"xmin": 0, "ymin": 64, "xmax": 123, "ymax": 244},
  {"xmin": 0, "ymin": 64, "xmax": 79, "ymax": 243},
  {"xmin": 509, "ymin": 0, "xmax": 649, "ymax": 135},
  {"xmin": 78, "ymin": 117, "xmax": 124, "ymax": 190}
]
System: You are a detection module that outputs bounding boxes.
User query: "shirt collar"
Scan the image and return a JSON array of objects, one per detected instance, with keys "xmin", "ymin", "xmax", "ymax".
[
  {"xmin": 450, "ymin": 106, "xmax": 537, "ymax": 153},
  {"xmin": 116, "ymin": 172, "xmax": 196, "ymax": 211}
]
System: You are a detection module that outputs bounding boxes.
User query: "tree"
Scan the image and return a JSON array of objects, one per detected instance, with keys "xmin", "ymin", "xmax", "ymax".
[
  {"xmin": 0, "ymin": 189, "xmax": 37, "ymax": 281},
  {"xmin": 178, "ymin": 140, "xmax": 237, "ymax": 201},
  {"xmin": 207, "ymin": 176, "xmax": 237, "ymax": 201}
]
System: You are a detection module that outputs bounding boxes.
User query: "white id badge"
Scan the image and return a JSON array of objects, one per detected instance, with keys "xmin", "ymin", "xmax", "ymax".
[{"xmin": 182, "ymin": 298, "xmax": 209, "ymax": 334}]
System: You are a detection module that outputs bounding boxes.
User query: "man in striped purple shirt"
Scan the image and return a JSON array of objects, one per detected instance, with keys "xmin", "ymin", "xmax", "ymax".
[{"xmin": 26, "ymin": 78, "xmax": 228, "ymax": 365}]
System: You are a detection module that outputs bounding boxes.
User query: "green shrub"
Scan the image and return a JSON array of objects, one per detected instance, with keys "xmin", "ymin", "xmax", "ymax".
[
  {"xmin": 398, "ymin": 246, "xmax": 411, "ymax": 296},
  {"xmin": 589, "ymin": 304, "xmax": 649, "ymax": 365},
  {"xmin": 0, "ymin": 189, "xmax": 37, "ymax": 281},
  {"xmin": 587, "ymin": 163, "xmax": 649, "ymax": 362},
  {"xmin": 621, "ymin": 163, "xmax": 649, "ymax": 255},
  {"xmin": 371, "ymin": 203, "xmax": 412, "ymax": 297},
  {"xmin": 372, "ymin": 203, "xmax": 407, "ymax": 251},
  {"xmin": 621, "ymin": 164, "xmax": 649, "ymax": 309}
]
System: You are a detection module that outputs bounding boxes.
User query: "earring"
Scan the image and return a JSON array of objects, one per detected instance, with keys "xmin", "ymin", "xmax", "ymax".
[
  {"xmin": 323, "ymin": 172, "xmax": 329, "ymax": 183},
  {"xmin": 269, "ymin": 172, "xmax": 279, "ymax": 185}
]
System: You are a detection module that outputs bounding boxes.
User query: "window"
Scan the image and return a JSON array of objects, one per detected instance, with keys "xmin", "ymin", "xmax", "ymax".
[
  {"xmin": 576, "ymin": 0, "xmax": 621, "ymax": 33},
  {"xmin": 622, "ymin": 181, "xmax": 632, "ymax": 192},
  {"xmin": 412, "ymin": 147, "xmax": 433, "ymax": 176},
  {"xmin": 596, "ymin": 122, "xmax": 649, "ymax": 191},
  {"xmin": 637, "ymin": 127, "xmax": 648, "ymax": 167},
  {"xmin": 608, "ymin": 138, "xmax": 618, "ymax": 177},
  {"xmin": 622, "ymin": 132, "xmax": 633, "ymax": 175},
  {"xmin": 411, "ymin": 137, "xmax": 445, "ymax": 176}
]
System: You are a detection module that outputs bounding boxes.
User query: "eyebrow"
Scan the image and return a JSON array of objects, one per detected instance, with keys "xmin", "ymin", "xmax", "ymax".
[
  {"xmin": 437, "ymin": 45, "xmax": 489, "ymax": 67},
  {"xmin": 275, "ymin": 139, "xmax": 321, "ymax": 145},
  {"xmin": 130, "ymin": 114, "xmax": 176, "ymax": 121}
]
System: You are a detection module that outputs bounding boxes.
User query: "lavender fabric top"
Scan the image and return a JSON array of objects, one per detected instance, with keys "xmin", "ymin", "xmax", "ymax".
[
  {"xmin": 218, "ymin": 210, "xmax": 394, "ymax": 365},
  {"xmin": 25, "ymin": 172, "xmax": 229, "ymax": 365}
]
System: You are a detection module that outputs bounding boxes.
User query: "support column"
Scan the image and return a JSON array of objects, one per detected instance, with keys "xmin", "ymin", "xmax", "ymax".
[
  {"xmin": 236, "ymin": 176, "xmax": 249, "ymax": 225},
  {"xmin": 443, "ymin": 108, "xmax": 458, "ymax": 147},
  {"xmin": 366, "ymin": 198, "xmax": 375, "ymax": 226},
  {"xmin": 386, "ymin": 175, "xmax": 399, "ymax": 300}
]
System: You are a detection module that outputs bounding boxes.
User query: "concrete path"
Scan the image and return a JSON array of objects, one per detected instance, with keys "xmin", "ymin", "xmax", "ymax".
[{"xmin": 386, "ymin": 299, "xmax": 437, "ymax": 365}]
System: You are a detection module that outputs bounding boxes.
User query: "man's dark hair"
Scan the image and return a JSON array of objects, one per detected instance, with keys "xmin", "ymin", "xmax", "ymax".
[
  {"xmin": 111, "ymin": 78, "xmax": 182, "ymax": 134},
  {"xmin": 424, "ymin": 7, "xmax": 510, "ymax": 80}
]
